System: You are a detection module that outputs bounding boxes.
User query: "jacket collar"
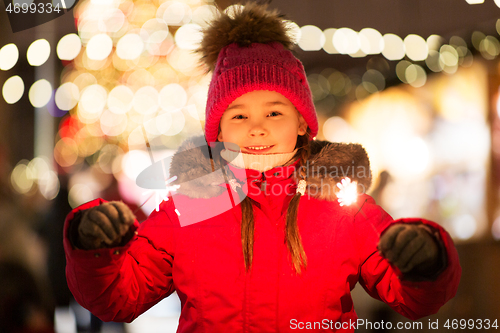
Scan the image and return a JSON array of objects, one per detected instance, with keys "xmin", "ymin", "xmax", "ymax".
[{"xmin": 169, "ymin": 136, "xmax": 372, "ymax": 201}]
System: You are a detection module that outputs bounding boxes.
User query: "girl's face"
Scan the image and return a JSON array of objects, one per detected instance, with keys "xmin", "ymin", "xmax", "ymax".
[{"xmin": 218, "ymin": 90, "xmax": 307, "ymax": 154}]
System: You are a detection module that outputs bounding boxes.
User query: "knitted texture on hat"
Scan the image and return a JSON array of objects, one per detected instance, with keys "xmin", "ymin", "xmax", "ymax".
[{"xmin": 198, "ymin": 3, "xmax": 319, "ymax": 143}]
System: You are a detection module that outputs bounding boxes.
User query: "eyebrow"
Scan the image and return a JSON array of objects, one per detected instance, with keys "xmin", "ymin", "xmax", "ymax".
[{"xmin": 226, "ymin": 101, "xmax": 288, "ymax": 111}]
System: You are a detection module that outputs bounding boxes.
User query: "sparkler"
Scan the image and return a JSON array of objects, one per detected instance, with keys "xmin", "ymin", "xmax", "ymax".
[
  {"xmin": 140, "ymin": 176, "xmax": 181, "ymax": 213},
  {"xmin": 133, "ymin": 125, "xmax": 181, "ymax": 215},
  {"xmin": 336, "ymin": 177, "xmax": 380, "ymax": 237},
  {"xmin": 336, "ymin": 177, "xmax": 358, "ymax": 207}
]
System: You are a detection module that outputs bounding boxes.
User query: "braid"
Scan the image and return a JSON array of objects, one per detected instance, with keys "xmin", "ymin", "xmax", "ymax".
[
  {"xmin": 285, "ymin": 133, "xmax": 311, "ymax": 274},
  {"xmin": 240, "ymin": 195, "xmax": 254, "ymax": 270}
]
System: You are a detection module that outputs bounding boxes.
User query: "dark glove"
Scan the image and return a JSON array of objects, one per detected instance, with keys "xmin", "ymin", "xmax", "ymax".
[
  {"xmin": 378, "ymin": 223, "xmax": 443, "ymax": 279},
  {"xmin": 77, "ymin": 201, "xmax": 136, "ymax": 250}
]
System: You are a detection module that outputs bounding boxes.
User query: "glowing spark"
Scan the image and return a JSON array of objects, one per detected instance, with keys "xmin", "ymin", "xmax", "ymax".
[
  {"xmin": 229, "ymin": 179, "xmax": 241, "ymax": 192},
  {"xmin": 336, "ymin": 177, "xmax": 358, "ymax": 207},
  {"xmin": 142, "ymin": 176, "xmax": 180, "ymax": 212}
]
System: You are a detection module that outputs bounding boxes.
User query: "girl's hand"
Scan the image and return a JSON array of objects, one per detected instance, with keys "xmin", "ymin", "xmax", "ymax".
[
  {"xmin": 378, "ymin": 223, "xmax": 441, "ymax": 277},
  {"xmin": 78, "ymin": 201, "xmax": 136, "ymax": 250}
]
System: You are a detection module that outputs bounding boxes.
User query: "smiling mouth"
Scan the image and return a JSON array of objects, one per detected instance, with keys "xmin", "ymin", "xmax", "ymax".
[{"xmin": 244, "ymin": 145, "xmax": 274, "ymax": 152}]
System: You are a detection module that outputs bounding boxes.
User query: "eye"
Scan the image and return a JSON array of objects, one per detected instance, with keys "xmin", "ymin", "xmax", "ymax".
[
  {"xmin": 232, "ymin": 114, "xmax": 246, "ymax": 120},
  {"xmin": 268, "ymin": 111, "xmax": 281, "ymax": 117}
]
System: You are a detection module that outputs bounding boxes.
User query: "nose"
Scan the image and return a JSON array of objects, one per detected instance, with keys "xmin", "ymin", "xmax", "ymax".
[{"xmin": 248, "ymin": 122, "xmax": 268, "ymax": 137}]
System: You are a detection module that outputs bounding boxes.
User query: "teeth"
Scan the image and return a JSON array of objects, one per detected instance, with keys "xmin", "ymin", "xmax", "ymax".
[{"xmin": 247, "ymin": 146, "xmax": 271, "ymax": 150}]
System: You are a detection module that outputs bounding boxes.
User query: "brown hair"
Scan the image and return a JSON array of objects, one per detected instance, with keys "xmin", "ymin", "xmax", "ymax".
[{"xmin": 237, "ymin": 131, "xmax": 311, "ymax": 274}]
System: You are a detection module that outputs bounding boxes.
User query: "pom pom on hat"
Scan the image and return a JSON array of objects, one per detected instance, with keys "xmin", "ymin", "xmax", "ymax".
[
  {"xmin": 200, "ymin": 2, "xmax": 319, "ymax": 143},
  {"xmin": 198, "ymin": 2, "xmax": 293, "ymax": 72}
]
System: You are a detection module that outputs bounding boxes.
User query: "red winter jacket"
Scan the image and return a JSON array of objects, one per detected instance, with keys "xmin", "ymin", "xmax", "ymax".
[{"xmin": 64, "ymin": 138, "xmax": 461, "ymax": 332}]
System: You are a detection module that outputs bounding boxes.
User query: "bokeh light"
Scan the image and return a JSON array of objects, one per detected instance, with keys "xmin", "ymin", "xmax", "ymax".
[
  {"xmin": 73, "ymin": 72, "xmax": 97, "ymax": 91},
  {"xmin": 98, "ymin": 8, "xmax": 126, "ymax": 32},
  {"xmin": 54, "ymin": 137, "xmax": 80, "ymax": 167},
  {"xmin": 144, "ymin": 111, "xmax": 173, "ymax": 136},
  {"xmin": 323, "ymin": 116, "xmax": 358, "ymax": 143},
  {"xmin": 55, "ymin": 82, "xmax": 80, "ymax": 111},
  {"xmin": 191, "ymin": 5, "xmax": 218, "ymax": 27},
  {"xmin": 2, "ymin": 75, "xmax": 24, "ymax": 104},
  {"xmin": 38, "ymin": 170, "xmax": 60, "ymax": 200},
  {"xmin": 27, "ymin": 39, "xmax": 51, "ymax": 66},
  {"xmin": 405, "ymin": 64, "xmax": 427, "ymax": 88},
  {"xmin": 381, "ymin": 34, "xmax": 405, "ymax": 60},
  {"xmin": 116, "ymin": 34, "xmax": 144, "ymax": 60},
  {"xmin": 167, "ymin": 48, "xmax": 199, "ymax": 74},
  {"xmin": 97, "ymin": 144, "xmax": 124, "ymax": 174},
  {"xmin": 440, "ymin": 45, "xmax": 459, "ymax": 74},
  {"xmin": 362, "ymin": 69, "xmax": 385, "ymax": 92},
  {"xmin": 86, "ymin": 33, "xmax": 113, "ymax": 60},
  {"xmin": 479, "ymin": 36, "xmax": 500, "ymax": 60},
  {"xmin": 425, "ymin": 50, "xmax": 443, "ymax": 72},
  {"xmin": 68, "ymin": 183, "xmax": 96, "ymax": 208},
  {"xmin": 100, "ymin": 109, "xmax": 128, "ymax": 136},
  {"xmin": 27, "ymin": 157, "xmax": 60, "ymax": 200},
  {"xmin": 107, "ymin": 85, "xmax": 134, "ymax": 114},
  {"xmin": 133, "ymin": 86, "xmax": 159, "ymax": 115},
  {"xmin": 471, "ymin": 31, "xmax": 486, "ymax": 51},
  {"xmin": 322, "ymin": 28, "xmax": 338, "ymax": 54},
  {"xmin": 79, "ymin": 84, "xmax": 108, "ymax": 116},
  {"xmin": 328, "ymin": 71, "xmax": 352, "ymax": 97},
  {"xmin": 298, "ymin": 25, "xmax": 325, "ymax": 51},
  {"xmin": 451, "ymin": 214, "xmax": 477, "ymax": 240},
  {"xmin": 121, "ymin": 149, "xmax": 152, "ymax": 180},
  {"xmin": 187, "ymin": 86, "xmax": 208, "ymax": 121},
  {"xmin": 161, "ymin": 1, "xmax": 192, "ymax": 25},
  {"xmin": 163, "ymin": 110, "xmax": 185, "ymax": 136},
  {"xmin": 333, "ymin": 28, "xmax": 359, "ymax": 55},
  {"xmin": 159, "ymin": 83, "xmax": 187, "ymax": 111},
  {"xmin": 450, "ymin": 36, "xmax": 467, "ymax": 49},
  {"xmin": 359, "ymin": 28, "xmax": 383, "ymax": 54},
  {"xmin": 29, "ymin": 79, "xmax": 52, "ymax": 108},
  {"xmin": 308, "ymin": 73, "xmax": 330, "ymax": 101},
  {"xmin": 395, "ymin": 60, "xmax": 412, "ymax": 83},
  {"xmin": 0, "ymin": 43, "xmax": 19, "ymax": 70},
  {"xmin": 57, "ymin": 34, "xmax": 82, "ymax": 61},
  {"xmin": 10, "ymin": 161, "xmax": 34, "ymax": 194},
  {"xmin": 174, "ymin": 23, "xmax": 203, "ymax": 50},
  {"xmin": 384, "ymin": 137, "xmax": 431, "ymax": 179},
  {"xmin": 427, "ymin": 34, "xmax": 444, "ymax": 51},
  {"xmin": 404, "ymin": 34, "xmax": 428, "ymax": 61},
  {"xmin": 142, "ymin": 18, "xmax": 170, "ymax": 45}
]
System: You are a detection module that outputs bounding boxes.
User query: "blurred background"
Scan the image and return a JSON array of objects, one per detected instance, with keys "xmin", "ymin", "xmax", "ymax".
[{"xmin": 1, "ymin": 0, "xmax": 500, "ymax": 332}]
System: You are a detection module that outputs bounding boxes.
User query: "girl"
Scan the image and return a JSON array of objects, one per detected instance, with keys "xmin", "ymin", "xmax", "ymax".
[{"xmin": 64, "ymin": 3, "xmax": 461, "ymax": 332}]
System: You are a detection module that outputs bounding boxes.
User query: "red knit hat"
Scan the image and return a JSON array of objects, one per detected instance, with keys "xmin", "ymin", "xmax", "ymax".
[{"xmin": 198, "ymin": 3, "xmax": 319, "ymax": 143}]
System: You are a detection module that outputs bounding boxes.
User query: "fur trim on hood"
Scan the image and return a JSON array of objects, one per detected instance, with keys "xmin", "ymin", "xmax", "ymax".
[{"xmin": 169, "ymin": 136, "xmax": 372, "ymax": 201}]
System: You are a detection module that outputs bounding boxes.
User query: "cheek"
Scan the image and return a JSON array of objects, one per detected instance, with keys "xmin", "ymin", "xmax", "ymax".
[
  {"xmin": 283, "ymin": 128, "xmax": 299, "ymax": 147},
  {"xmin": 218, "ymin": 126, "xmax": 239, "ymax": 142}
]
